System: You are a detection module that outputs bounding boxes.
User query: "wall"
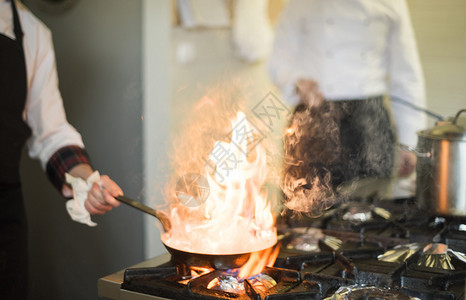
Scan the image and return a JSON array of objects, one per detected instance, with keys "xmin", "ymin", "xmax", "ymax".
[
  {"xmin": 407, "ymin": 0, "xmax": 466, "ymax": 122},
  {"xmin": 142, "ymin": 0, "xmax": 172, "ymax": 259},
  {"xmin": 170, "ymin": 28, "xmax": 279, "ymax": 130},
  {"xmin": 20, "ymin": 0, "xmax": 144, "ymax": 299}
]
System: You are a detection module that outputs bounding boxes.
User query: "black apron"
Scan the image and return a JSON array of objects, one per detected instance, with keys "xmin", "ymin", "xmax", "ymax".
[{"xmin": 0, "ymin": 0, "xmax": 32, "ymax": 298}]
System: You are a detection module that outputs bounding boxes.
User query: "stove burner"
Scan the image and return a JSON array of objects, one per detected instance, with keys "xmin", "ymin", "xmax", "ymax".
[
  {"xmin": 116, "ymin": 198, "xmax": 465, "ymax": 299},
  {"xmin": 122, "ymin": 264, "xmax": 301, "ymax": 299},
  {"xmin": 418, "ymin": 243, "xmax": 454, "ymax": 270},
  {"xmin": 249, "ymin": 274, "xmax": 277, "ymax": 293},
  {"xmin": 206, "ymin": 273, "xmax": 277, "ymax": 294},
  {"xmin": 342, "ymin": 206, "xmax": 373, "ymax": 222},
  {"xmin": 378, "ymin": 243, "xmax": 422, "ymax": 264},
  {"xmin": 207, "ymin": 275, "xmax": 245, "ymax": 294},
  {"xmin": 285, "ymin": 228, "xmax": 325, "ymax": 252}
]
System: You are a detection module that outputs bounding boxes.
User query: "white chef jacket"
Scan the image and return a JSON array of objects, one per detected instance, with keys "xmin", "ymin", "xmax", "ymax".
[
  {"xmin": 268, "ymin": 0, "xmax": 427, "ymax": 147},
  {"xmin": 0, "ymin": 0, "xmax": 84, "ymax": 168}
]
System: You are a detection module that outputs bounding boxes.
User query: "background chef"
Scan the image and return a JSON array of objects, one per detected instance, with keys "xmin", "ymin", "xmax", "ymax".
[{"xmin": 269, "ymin": 0, "xmax": 427, "ymax": 209}]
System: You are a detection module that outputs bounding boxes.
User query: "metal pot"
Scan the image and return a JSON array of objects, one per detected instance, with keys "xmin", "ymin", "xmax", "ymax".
[{"xmin": 415, "ymin": 109, "xmax": 466, "ymax": 215}]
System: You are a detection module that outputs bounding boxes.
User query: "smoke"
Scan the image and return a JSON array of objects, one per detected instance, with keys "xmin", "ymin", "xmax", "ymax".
[
  {"xmin": 282, "ymin": 97, "xmax": 395, "ymax": 215},
  {"xmin": 282, "ymin": 102, "xmax": 342, "ymax": 214}
]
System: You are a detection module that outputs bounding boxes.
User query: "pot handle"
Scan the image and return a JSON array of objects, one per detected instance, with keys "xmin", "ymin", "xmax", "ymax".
[
  {"xmin": 397, "ymin": 143, "xmax": 431, "ymax": 158},
  {"xmin": 452, "ymin": 109, "xmax": 466, "ymax": 125}
]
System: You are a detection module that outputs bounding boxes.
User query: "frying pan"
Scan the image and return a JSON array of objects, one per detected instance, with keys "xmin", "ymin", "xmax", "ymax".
[
  {"xmin": 164, "ymin": 244, "xmax": 254, "ymax": 269},
  {"xmin": 115, "ymin": 195, "xmax": 276, "ymax": 269}
]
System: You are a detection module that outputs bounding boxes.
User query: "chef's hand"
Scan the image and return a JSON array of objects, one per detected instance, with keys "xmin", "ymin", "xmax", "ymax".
[
  {"xmin": 295, "ymin": 79, "xmax": 324, "ymax": 107},
  {"xmin": 85, "ymin": 175, "xmax": 122, "ymax": 215},
  {"xmin": 64, "ymin": 163, "xmax": 122, "ymax": 215},
  {"xmin": 397, "ymin": 151, "xmax": 417, "ymax": 177}
]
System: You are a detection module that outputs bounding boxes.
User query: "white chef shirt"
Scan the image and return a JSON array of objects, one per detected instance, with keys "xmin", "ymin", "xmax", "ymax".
[
  {"xmin": 268, "ymin": 0, "xmax": 427, "ymax": 147},
  {"xmin": 0, "ymin": 0, "xmax": 84, "ymax": 168}
]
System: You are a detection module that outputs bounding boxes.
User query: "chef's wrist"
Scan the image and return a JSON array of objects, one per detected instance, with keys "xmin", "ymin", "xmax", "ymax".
[
  {"xmin": 68, "ymin": 163, "xmax": 94, "ymax": 181},
  {"xmin": 46, "ymin": 145, "xmax": 92, "ymax": 194},
  {"xmin": 63, "ymin": 164, "xmax": 95, "ymax": 198}
]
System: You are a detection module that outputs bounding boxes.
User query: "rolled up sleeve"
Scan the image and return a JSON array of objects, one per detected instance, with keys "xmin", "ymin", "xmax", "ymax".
[{"xmin": 24, "ymin": 21, "xmax": 85, "ymax": 168}]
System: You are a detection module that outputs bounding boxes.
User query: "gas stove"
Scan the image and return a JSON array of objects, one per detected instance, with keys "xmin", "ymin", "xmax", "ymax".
[{"xmin": 98, "ymin": 197, "xmax": 466, "ymax": 299}]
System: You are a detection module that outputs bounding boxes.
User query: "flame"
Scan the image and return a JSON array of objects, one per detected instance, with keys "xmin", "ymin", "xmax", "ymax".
[
  {"xmin": 238, "ymin": 243, "xmax": 280, "ymax": 279},
  {"xmin": 205, "ymin": 246, "xmax": 280, "ymax": 292},
  {"xmin": 190, "ymin": 266, "xmax": 213, "ymax": 278},
  {"xmin": 285, "ymin": 125, "xmax": 296, "ymax": 136},
  {"xmin": 162, "ymin": 94, "xmax": 277, "ymax": 256},
  {"xmin": 178, "ymin": 266, "xmax": 214, "ymax": 285},
  {"xmin": 206, "ymin": 278, "xmax": 220, "ymax": 290}
]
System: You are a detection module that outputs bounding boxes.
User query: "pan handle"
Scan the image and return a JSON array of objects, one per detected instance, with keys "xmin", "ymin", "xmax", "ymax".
[
  {"xmin": 116, "ymin": 195, "xmax": 156, "ymax": 216},
  {"xmin": 452, "ymin": 109, "xmax": 466, "ymax": 125},
  {"xmin": 115, "ymin": 195, "xmax": 171, "ymax": 232},
  {"xmin": 390, "ymin": 97, "xmax": 444, "ymax": 121},
  {"xmin": 397, "ymin": 143, "xmax": 431, "ymax": 158}
]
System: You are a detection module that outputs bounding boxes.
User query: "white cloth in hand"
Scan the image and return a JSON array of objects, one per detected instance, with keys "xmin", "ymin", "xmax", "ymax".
[{"xmin": 65, "ymin": 171, "xmax": 101, "ymax": 227}]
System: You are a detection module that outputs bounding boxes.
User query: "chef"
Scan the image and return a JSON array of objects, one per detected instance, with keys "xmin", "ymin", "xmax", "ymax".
[
  {"xmin": 269, "ymin": 0, "xmax": 426, "ymax": 199},
  {"xmin": 0, "ymin": 0, "xmax": 122, "ymax": 298}
]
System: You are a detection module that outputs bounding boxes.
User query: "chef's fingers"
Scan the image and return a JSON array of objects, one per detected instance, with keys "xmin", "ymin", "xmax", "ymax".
[
  {"xmin": 99, "ymin": 175, "xmax": 122, "ymax": 207},
  {"xmin": 83, "ymin": 176, "xmax": 122, "ymax": 215},
  {"xmin": 61, "ymin": 184, "xmax": 73, "ymax": 198},
  {"xmin": 100, "ymin": 175, "xmax": 124, "ymax": 197},
  {"xmin": 86, "ymin": 184, "xmax": 113, "ymax": 214},
  {"xmin": 84, "ymin": 199, "xmax": 109, "ymax": 215},
  {"xmin": 101, "ymin": 188, "xmax": 121, "ymax": 208},
  {"xmin": 90, "ymin": 182, "xmax": 120, "ymax": 208}
]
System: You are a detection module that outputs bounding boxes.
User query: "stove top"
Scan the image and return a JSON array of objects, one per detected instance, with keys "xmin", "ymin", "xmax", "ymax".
[{"xmin": 99, "ymin": 198, "xmax": 466, "ymax": 299}]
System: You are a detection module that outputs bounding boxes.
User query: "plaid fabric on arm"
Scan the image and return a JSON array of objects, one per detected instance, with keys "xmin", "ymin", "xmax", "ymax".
[{"xmin": 46, "ymin": 145, "xmax": 92, "ymax": 193}]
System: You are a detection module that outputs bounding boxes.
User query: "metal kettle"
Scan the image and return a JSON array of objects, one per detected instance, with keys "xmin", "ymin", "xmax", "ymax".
[{"xmin": 416, "ymin": 109, "xmax": 466, "ymax": 215}]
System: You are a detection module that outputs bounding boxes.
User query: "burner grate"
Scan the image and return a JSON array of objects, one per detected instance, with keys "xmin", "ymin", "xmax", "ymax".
[
  {"xmin": 118, "ymin": 198, "xmax": 466, "ymax": 299},
  {"xmin": 122, "ymin": 264, "xmax": 302, "ymax": 300}
]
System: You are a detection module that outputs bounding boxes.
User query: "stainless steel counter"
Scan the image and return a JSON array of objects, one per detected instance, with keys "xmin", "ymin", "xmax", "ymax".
[{"xmin": 98, "ymin": 253, "xmax": 171, "ymax": 300}]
